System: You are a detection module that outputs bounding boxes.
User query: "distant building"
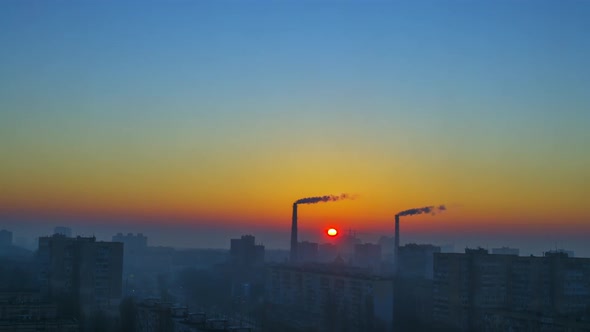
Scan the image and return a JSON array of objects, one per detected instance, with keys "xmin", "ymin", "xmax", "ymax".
[
  {"xmin": 438, "ymin": 244, "xmax": 455, "ymax": 253},
  {"xmin": 393, "ymin": 243, "xmax": 441, "ymax": 329},
  {"xmin": 0, "ymin": 230, "xmax": 12, "ymax": 247},
  {"xmin": 317, "ymin": 243, "xmax": 337, "ymax": 263},
  {"xmin": 433, "ymin": 248, "xmax": 590, "ymax": 331},
  {"xmin": 112, "ymin": 232, "xmax": 147, "ymax": 257},
  {"xmin": 335, "ymin": 230, "xmax": 361, "ymax": 262},
  {"xmin": 547, "ymin": 248, "xmax": 575, "ymax": 257},
  {"xmin": 53, "ymin": 226, "xmax": 71, "ymax": 237},
  {"xmin": 398, "ymin": 243, "xmax": 441, "ymax": 280},
  {"xmin": 112, "ymin": 233, "xmax": 149, "ymax": 295},
  {"xmin": 266, "ymin": 264, "xmax": 394, "ymax": 332},
  {"xmin": 353, "ymin": 243, "xmax": 382, "ymax": 271},
  {"xmin": 298, "ymin": 241, "xmax": 318, "ymax": 263},
  {"xmin": 38, "ymin": 235, "xmax": 123, "ymax": 319},
  {"xmin": 230, "ymin": 235, "xmax": 264, "ymax": 267},
  {"xmin": 378, "ymin": 236, "xmax": 395, "ymax": 262},
  {"xmin": 491, "ymin": 246, "xmax": 519, "ymax": 255},
  {"xmin": 265, "ymin": 249, "xmax": 290, "ymax": 263}
]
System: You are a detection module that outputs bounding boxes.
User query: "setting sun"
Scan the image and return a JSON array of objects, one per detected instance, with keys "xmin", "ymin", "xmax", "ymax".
[{"xmin": 327, "ymin": 228, "xmax": 338, "ymax": 237}]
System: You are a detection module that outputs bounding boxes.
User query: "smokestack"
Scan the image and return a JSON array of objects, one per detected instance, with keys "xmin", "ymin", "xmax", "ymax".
[
  {"xmin": 393, "ymin": 204, "xmax": 445, "ymax": 275},
  {"xmin": 289, "ymin": 193, "xmax": 355, "ymax": 264},
  {"xmin": 290, "ymin": 203, "xmax": 298, "ymax": 263},
  {"xmin": 394, "ymin": 214, "xmax": 400, "ymax": 273}
]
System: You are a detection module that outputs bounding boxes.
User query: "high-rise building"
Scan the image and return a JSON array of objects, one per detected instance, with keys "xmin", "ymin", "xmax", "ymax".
[
  {"xmin": 393, "ymin": 244, "xmax": 441, "ymax": 330},
  {"xmin": 266, "ymin": 264, "xmax": 394, "ymax": 332},
  {"xmin": 353, "ymin": 243, "xmax": 382, "ymax": 271},
  {"xmin": 230, "ymin": 235, "xmax": 264, "ymax": 267},
  {"xmin": 433, "ymin": 248, "xmax": 590, "ymax": 331},
  {"xmin": 38, "ymin": 235, "xmax": 123, "ymax": 319},
  {"xmin": 0, "ymin": 289, "xmax": 79, "ymax": 331},
  {"xmin": 0, "ymin": 230, "xmax": 12, "ymax": 247},
  {"xmin": 53, "ymin": 226, "xmax": 72, "ymax": 237},
  {"xmin": 298, "ymin": 241, "xmax": 318, "ymax": 263},
  {"xmin": 398, "ymin": 243, "xmax": 441, "ymax": 280},
  {"xmin": 335, "ymin": 230, "xmax": 361, "ymax": 262},
  {"xmin": 491, "ymin": 246, "xmax": 519, "ymax": 255},
  {"xmin": 378, "ymin": 236, "xmax": 395, "ymax": 262},
  {"xmin": 112, "ymin": 232, "xmax": 147, "ymax": 257},
  {"xmin": 317, "ymin": 243, "xmax": 337, "ymax": 263},
  {"xmin": 547, "ymin": 248, "xmax": 575, "ymax": 257}
]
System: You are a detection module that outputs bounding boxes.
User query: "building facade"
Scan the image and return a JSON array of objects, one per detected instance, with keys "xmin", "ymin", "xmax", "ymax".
[
  {"xmin": 38, "ymin": 235, "xmax": 123, "ymax": 319},
  {"xmin": 0, "ymin": 289, "xmax": 78, "ymax": 332},
  {"xmin": 112, "ymin": 232, "xmax": 148, "ymax": 257},
  {"xmin": 354, "ymin": 243, "xmax": 382, "ymax": 272},
  {"xmin": 398, "ymin": 243, "xmax": 441, "ymax": 280},
  {"xmin": 266, "ymin": 264, "xmax": 394, "ymax": 332},
  {"xmin": 53, "ymin": 226, "xmax": 72, "ymax": 237},
  {"xmin": 230, "ymin": 235, "xmax": 265, "ymax": 267},
  {"xmin": 298, "ymin": 241, "xmax": 319, "ymax": 263},
  {"xmin": 491, "ymin": 247, "xmax": 519, "ymax": 256},
  {"xmin": 433, "ymin": 249, "xmax": 590, "ymax": 331}
]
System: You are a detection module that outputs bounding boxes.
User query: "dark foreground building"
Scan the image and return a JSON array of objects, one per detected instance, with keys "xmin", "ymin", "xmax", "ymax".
[
  {"xmin": 433, "ymin": 248, "xmax": 590, "ymax": 331},
  {"xmin": 38, "ymin": 234, "xmax": 123, "ymax": 322},
  {"xmin": 230, "ymin": 235, "xmax": 265, "ymax": 267},
  {"xmin": 265, "ymin": 264, "xmax": 394, "ymax": 332},
  {"xmin": 136, "ymin": 298, "xmax": 254, "ymax": 332},
  {"xmin": 0, "ymin": 289, "xmax": 78, "ymax": 332}
]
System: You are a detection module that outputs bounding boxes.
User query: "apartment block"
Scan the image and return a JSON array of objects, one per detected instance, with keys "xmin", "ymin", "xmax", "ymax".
[
  {"xmin": 433, "ymin": 249, "xmax": 590, "ymax": 331},
  {"xmin": 38, "ymin": 234, "xmax": 123, "ymax": 318},
  {"xmin": 266, "ymin": 264, "xmax": 394, "ymax": 332}
]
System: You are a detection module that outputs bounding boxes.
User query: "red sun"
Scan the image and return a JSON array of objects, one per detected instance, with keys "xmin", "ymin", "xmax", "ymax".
[{"xmin": 327, "ymin": 228, "xmax": 338, "ymax": 237}]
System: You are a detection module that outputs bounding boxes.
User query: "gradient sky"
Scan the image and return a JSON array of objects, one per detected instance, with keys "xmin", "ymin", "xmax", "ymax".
[{"xmin": 1, "ymin": 1, "xmax": 589, "ymax": 251}]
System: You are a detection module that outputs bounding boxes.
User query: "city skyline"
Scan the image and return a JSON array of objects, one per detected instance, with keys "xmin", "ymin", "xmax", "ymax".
[{"xmin": 1, "ymin": 2, "xmax": 589, "ymax": 252}]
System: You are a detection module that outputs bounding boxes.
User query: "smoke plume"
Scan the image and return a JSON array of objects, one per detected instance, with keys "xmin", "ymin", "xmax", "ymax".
[
  {"xmin": 397, "ymin": 204, "xmax": 446, "ymax": 217},
  {"xmin": 295, "ymin": 194, "xmax": 354, "ymax": 205}
]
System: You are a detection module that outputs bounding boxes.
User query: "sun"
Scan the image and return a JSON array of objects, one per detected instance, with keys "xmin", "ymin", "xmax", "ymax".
[{"xmin": 327, "ymin": 228, "xmax": 338, "ymax": 237}]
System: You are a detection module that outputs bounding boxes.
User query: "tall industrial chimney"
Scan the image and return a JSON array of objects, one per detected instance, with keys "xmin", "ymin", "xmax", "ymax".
[
  {"xmin": 394, "ymin": 214, "xmax": 400, "ymax": 273},
  {"xmin": 290, "ymin": 203, "xmax": 298, "ymax": 263}
]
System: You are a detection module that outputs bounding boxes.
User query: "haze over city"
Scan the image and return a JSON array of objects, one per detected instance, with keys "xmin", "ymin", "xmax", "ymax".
[{"xmin": 2, "ymin": 2, "xmax": 590, "ymax": 332}]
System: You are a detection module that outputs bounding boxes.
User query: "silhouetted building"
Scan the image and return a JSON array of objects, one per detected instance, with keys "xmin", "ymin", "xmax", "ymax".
[
  {"xmin": 230, "ymin": 235, "xmax": 264, "ymax": 267},
  {"xmin": 298, "ymin": 241, "xmax": 318, "ymax": 263},
  {"xmin": 433, "ymin": 248, "xmax": 590, "ymax": 331},
  {"xmin": 265, "ymin": 249, "xmax": 290, "ymax": 263},
  {"xmin": 547, "ymin": 248, "xmax": 575, "ymax": 257},
  {"xmin": 136, "ymin": 299, "xmax": 187, "ymax": 332},
  {"xmin": 439, "ymin": 244, "xmax": 455, "ymax": 253},
  {"xmin": 53, "ymin": 226, "xmax": 71, "ymax": 237},
  {"xmin": 112, "ymin": 232, "xmax": 147, "ymax": 257},
  {"xmin": 0, "ymin": 230, "xmax": 12, "ymax": 247},
  {"xmin": 317, "ymin": 243, "xmax": 337, "ymax": 263},
  {"xmin": 0, "ymin": 289, "xmax": 78, "ymax": 332},
  {"xmin": 394, "ymin": 244, "xmax": 440, "ymax": 330},
  {"xmin": 398, "ymin": 243, "xmax": 441, "ymax": 280},
  {"xmin": 136, "ymin": 299, "xmax": 255, "ymax": 332},
  {"xmin": 335, "ymin": 230, "xmax": 361, "ymax": 262},
  {"xmin": 378, "ymin": 236, "xmax": 395, "ymax": 262},
  {"xmin": 266, "ymin": 264, "xmax": 394, "ymax": 332},
  {"xmin": 354, "ymin": 243, "xmax": 382, "ymax": 271},
  {"xmin": 491, "ymin": 246, "xmax": 519, "ymax": 255},
  {"xmin": 38, "ymin": 235, "xmax": 123, "ymax": 320}
]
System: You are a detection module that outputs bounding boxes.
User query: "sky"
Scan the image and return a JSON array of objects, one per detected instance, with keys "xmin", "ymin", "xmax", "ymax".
[{"xmin": 1, "ymin": 1, "xmax": 589, "ymax": 254}]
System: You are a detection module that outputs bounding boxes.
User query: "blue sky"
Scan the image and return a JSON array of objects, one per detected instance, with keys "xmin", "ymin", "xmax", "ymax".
[{"xmin": 1, "ymin": 1, "xmax": 589, "ymax": 251}]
